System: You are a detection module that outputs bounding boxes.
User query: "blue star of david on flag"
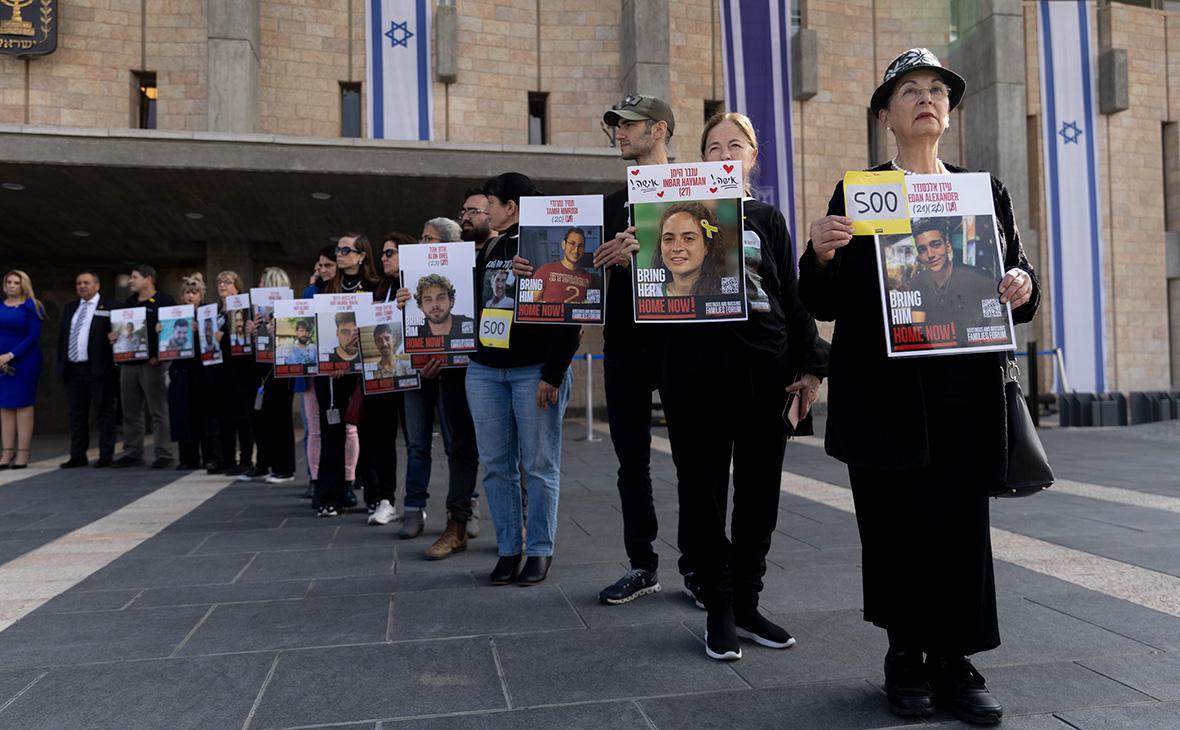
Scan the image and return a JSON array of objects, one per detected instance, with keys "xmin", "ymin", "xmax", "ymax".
[
  {"xmin": 1058, "ymin": 120, "xmax": 1083, "ymax": 145},
  {"xmin": 385, "ymin": 20, "xmax": 413, "ymax": 48}
]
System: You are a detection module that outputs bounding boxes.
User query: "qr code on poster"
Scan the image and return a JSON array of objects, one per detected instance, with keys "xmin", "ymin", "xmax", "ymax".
[
  {"xmin": 981, "ymin": 298, "xmax": 1003, "ymax": 318},
  {"xmin": 586, "ymin": 289, "xmax": 601, "ymax": 304},
  {"xmin": 720, "ymin": 277, "xmax": 739, "ymax": 295}
]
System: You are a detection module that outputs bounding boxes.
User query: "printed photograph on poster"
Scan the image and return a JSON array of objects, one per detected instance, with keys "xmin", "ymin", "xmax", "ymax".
[
  {"xmin": 874, "ymin": 172, "xmax": 1015, "ymax": 357},
  {"xmin": 272, "ymin": 298, "xmax": 318, "ymax": 377},
  {"xmin": 157, "ymin": 305, "xmax": 195, "ymax": 361},
  {"xmin": 249, "ymin": 287, "xmax": 292, "ymax": 363},
  {"xmin": 225, "ymin": 293, "xmax": 253, "ymax": 356},
  {"xmin": 400, "ymin": 242, "xmax": 477, "ymax": 354},
  {"xmin": 357, "ymin": 303, "xmax": 420, "ymax": 395},
  {"xmin": 627, "ymin": 161, "xmax": 747, "ymax": 323},
  {"xmin": 515, "ymin": 195, "xmax": 604, "ymax": 324},
  {"xmin": 197, "ymin": 303, "xmax": 223, "ymax": 366},
  {"xmin": 111, "ymin": 307, "xmax": 149, "ymax": 363},
  {"xmin": 314, "ymin": 292, "xmax": 373, "ymax": 375}
]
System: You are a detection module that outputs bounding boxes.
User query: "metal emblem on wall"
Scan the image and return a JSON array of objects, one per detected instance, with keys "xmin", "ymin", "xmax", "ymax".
[{"xmin": 0, "ymin": 0, "xmax": 57, "ymax": 57}]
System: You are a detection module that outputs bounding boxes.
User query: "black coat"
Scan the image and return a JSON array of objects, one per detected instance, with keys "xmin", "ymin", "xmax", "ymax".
[
  {"xmin": 799, "ymin": 164, "xmax": 1040, "ymax": 485},
  {"xmin": 57, "ymin": 295, "xmax": 116, "ymax": 378}
]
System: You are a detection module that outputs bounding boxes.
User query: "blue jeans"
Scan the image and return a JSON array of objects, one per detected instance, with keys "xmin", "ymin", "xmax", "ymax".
[
  {"xmin": 403, "ymin": 369, "xmax": 480, "ymax": 515},
  {"xmin": 465, "ymin": 362, "xmax": 571, "ymax": 557}
]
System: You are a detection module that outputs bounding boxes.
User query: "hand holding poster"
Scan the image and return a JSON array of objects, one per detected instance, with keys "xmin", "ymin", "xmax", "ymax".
[
  {"xmin": 197, "ymin": 304, "xmax": 223, "ymax": 366},
  {"xmin": 516, "ymin": 195, "xmax": 604, "ymax": 324},
  {"xmin": 225, "ymin": 293, "xmax": 253, "ymax": 356},
  {"xmin": 400, "ymin": 242, "xmax": 477, "ymax": 354},
  {"xmin": 314, "ymin": 292, "xmax": 373, "ymax": 375},
  {"xmin": 111, "ymin": 307, "xmax": 149, "ymax": 363},
  {"xmin": 157, "ymin": 305, "xmax": 195, "ymax": 361},
  {"xmin": 250, "ymin": 287, "xmax": 293, "ymax": 363},
  {"xmin": 272, "ymin": 298, "xmax": 318, "ymax": 377},
  {"xmin": 358, "ymin": 303, "xmax": 420, "ymax": 394},
  {"xmin": 627, "ymin": 161, "xmax": 747, "ymax": 322},
  {"xmin": 873, "ymin": 172, "xmax": 1015, "ymax": 357}
]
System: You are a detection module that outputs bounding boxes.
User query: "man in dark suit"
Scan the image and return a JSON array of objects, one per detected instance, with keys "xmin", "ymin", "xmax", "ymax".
[{"xmin": 58, "ymin": 271, "xmax": 116, "ymax": 468}]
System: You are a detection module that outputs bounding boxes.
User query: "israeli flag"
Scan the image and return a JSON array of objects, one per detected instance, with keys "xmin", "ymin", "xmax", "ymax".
[
  {"xmin": 720, "ymin": 0, "xmax": 798, "ymax": 249},
  {"xmin": 1038, "ymin": 0, "xmax": 1105, "ymax": 393},
  {"xmin": 365, "ymin": 0, "xmax": 433, "ymax": 140}
]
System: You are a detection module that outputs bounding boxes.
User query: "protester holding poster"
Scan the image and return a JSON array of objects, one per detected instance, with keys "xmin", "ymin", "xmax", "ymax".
[
  {"xmin": 212, "ymin": 271, "xmax": 254, "ymax": 476},
  {"xmin": 645, "ymin": 112, "xmax": 830, "ymax": 662},
  {"xmin": 166, "ymin": 275, "xmax": 220, "ymax": 471},
  {"xmin": 273, "ymin": 300, "xmax": 318, "ymax": 377},
  {"xmin": 239, "ymin": 267, "xmax": 297, "ymax": 486},
  {"xmin": 197, "ymin": 304, "xmax": 222, "ymax": 366},
  {"xmin": 800, "ymin": 49, "xmax": 1039, "ymax": 724},
  {"xmin": 513, "ymin": 195, "xmax": 604, "ymax": 324},
  {"xmin": 466, "ymin": 172, "xmax": 579, "ymax": 586},
  {"xmin": 247, "ymin": 285, "xmax": 292, "ymax": 364},
  {"xmin": 627, "ymin": 161, "xmax": 746, "ymax": 322}
]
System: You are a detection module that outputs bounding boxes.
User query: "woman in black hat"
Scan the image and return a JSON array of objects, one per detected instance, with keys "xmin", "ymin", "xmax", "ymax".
[{"xmin": 800, "ymin": 48, "xmax": 1039, "ymax": 725}]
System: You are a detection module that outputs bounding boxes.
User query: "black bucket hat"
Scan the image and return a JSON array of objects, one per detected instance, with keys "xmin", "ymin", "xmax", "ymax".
[{"xmin": 870, "ymin": 48, "xmax": 966, "ymax": 116}]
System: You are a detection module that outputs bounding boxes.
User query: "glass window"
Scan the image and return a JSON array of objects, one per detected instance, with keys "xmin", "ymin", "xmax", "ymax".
[
  {"xmin": 528, "ymin": 92, "xmax": 548, "ymax": 145},
  {"xmin": 134, "ymin": 71, "xmax": 157, "ymax": 130},
  {"xmin": 340, "ymin": 82, "xmax": 361, "ymax": 138}
]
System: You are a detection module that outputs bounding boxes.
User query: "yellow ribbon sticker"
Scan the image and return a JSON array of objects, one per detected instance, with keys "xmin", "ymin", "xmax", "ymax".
[
  {"xmin": 478, "ymin": 308, "xmax": 513, "ymax": 349},
  {"xmin": 843, "ymin": 170, "xmax": 911, "ymax": 236}
]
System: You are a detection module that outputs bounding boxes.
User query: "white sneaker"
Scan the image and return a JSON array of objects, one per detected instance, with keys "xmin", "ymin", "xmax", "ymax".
[
  {"xmin": 265, "ymin": 474, "xmax": 295, "ymax": 484},
  {"xmin": 367, "ymin": 499, "xmax": 398, "ymax": 526}
]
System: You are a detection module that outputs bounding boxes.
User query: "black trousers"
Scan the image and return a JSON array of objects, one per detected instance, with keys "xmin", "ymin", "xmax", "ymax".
[
  {"xmin": 252, "ymin": 375, "xmax": 294, "ymax": 476},
  {"xmin": 848, "ymin": 463, "xmax": 1000, "ymax": 657},
  {"xmin": 313, "ymin": 375, "xmax": 354, "ymax": 508},
  {"xmin": 438, "ymin": 368, "xmax": 480, "ymax": 521},
  {"xmin": 63, "ymin": 364, "xmax": 116, "ymax": 462},
  {"xmin": 219, "ymin": 358, "xmax": 257, "ymax": 468},
  {"xmin": 603, "ymin": 345, "xmax": 661, "ymax": 574},
  {"xmin": 358, "ymin": 392, "xmax": 401, "ymax": 507},
  {"xmin": 661, "ymin": 341, "xmax": 788, "ymax": 607}
]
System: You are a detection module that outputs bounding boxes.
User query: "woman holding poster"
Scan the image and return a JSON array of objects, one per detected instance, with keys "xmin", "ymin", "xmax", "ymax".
[
  {"xmin": 166, "ymin": 274, "xmax": 220, "ymax": 471},
  {"xmin": 648, "ymin": 113, "xmax": 829, "ymax": 663},
  {"xmin": 466, "ymin": 172, "xmax": 579, "ymax": 586},
  {"xmin": 800, "ymin": 49, "xmax": 1039, "ymax": 725},
  {"xmin": 213, "ymin": 271, "xmax": 254, "ymax": 475}
]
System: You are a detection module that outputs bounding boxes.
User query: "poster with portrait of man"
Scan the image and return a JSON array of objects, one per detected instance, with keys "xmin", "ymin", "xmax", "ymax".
[
  {"xmin": 157, "ymin": 304, "xmax": 195, "ymax": 361},
  {"xmin": 357, "ymin": 303, "xmax": 420, "ymax": 395},
  {"xmin": 197, "ymin": 303, "xmax": 223, "ymax": 366},
  {"xmin": 111, "ymin": 306, "xmax": 149, "ymax": 363},
  {"xmin": 249, "ymin": 287, "xmax": 292, "ymax": 363},
  {"xmin": 225, "ymin": 293, "xmax": 253, "ymax": 356},
  {"xmin": 873, "ymin": 172, "xmax": 1015, "ymax": 357},
  {"xmin": 515, "ymin": 195, "xmax": 604, "ymax": 324},
  {"xmin": 272, "ymin": 298, "xmax": 318, "ymax": 377},
  {"xmin": 627, "ymin": 161, "xmax": 747, "ymax": 323},
  {"xmin": 313, "ymin": 292, "xmax": 373, "ymax": 375},
  {"xmin": 399, "ymin": 242, "xmax": 477, "ymax": 355}
]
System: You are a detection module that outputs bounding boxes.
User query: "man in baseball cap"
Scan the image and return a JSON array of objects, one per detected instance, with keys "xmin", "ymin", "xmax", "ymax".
[{"xmin": 602, "ymin": 94, "xmax": 677, "ymax": 139}]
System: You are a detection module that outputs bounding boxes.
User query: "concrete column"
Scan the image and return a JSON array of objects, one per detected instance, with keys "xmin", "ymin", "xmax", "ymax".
[
  {"xmin": 619, "ymin": 0, "xmax": 670, "ymax": 101},
  {"xmin": 207, "ymin": 0, "xmax": 260, "ymax": 134}
]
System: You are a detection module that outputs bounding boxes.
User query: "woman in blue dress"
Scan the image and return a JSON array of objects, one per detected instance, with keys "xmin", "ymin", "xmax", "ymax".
[{"xmin": 0, "ymin": 270, "xmax": 46, "ymax": 469}]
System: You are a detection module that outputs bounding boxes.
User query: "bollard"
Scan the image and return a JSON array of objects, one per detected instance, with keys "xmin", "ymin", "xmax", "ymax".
[{"xmin": 582, "ymin": 354, "xmax": 601, "ymax": 443}]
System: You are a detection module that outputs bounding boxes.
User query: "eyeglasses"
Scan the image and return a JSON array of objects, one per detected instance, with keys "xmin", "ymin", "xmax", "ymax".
[
  {"xmin": 335, "ymin": 246, "xmax": 362, "ymax": 256},
  {"xmin": 458, "ymin": 207, "xmax": 486, "ymax": 218},
  {"xmin": 380, "ymin": 248, "xmax": 398, "ymax": 258},
  {"xmin": 897, "ymin": 85, "xmax": 950, "ymax": 102},
  {"xmin": 420, "ymin": 234, "xmax": 443, "ymax": 243}
]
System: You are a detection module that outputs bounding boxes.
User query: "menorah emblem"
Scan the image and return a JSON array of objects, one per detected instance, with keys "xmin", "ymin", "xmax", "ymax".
[{"xmin": 0, "ymin": 0, "xmax": 36, "ymax": 37}]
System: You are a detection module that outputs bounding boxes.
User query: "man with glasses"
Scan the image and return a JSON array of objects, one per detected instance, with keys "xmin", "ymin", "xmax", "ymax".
[
  {"xmin": 534, "ymin": 228, "xmax": 592, "ymax": 304},
  {"xmin": 591, "ymin": 95, "xmax": 687, "ymax": 606},
  {"xmin": 458, "ymin": 188, "xmax": 496, "ymax": 249}
]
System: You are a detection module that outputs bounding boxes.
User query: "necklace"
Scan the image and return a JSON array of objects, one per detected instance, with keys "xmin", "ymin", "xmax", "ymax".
[{"xmin": 890, "ymin": 157, "xmax": 945, "ymax": 175}]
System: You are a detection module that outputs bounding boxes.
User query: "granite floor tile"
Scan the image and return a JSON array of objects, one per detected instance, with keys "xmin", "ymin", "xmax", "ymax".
[
  {"xmin": 378, "ymin": 701, "xmax": 650, "ymax": 729},
  {"xmin": 978, "ymin": 660, "xmax": 1155, "ymax": 715},
  {"xmin": 1026, "ymin": 592, "xmax": 1180, "ymax": 651},
  {"xmin": 129, "ymin": 579, "xmax": 311, "ymax": 609},
  {"xmin": 1056, "ymin": 702, "xmax": 1180, "ymax": 729},
  {"xmin": 71, "ymin": 553, "xmax": 253, "ymax": 591},
  {"xmin": 1078, "ymin": 652, "xmax": 1180, "ymax": 701},
  {"xmin": 237, "ymin": 546, "xmax": 397, "ymax": 583}
]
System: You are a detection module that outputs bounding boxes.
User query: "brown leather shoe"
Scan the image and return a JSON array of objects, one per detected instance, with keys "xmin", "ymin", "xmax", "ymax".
[{"xmin": 425, "ymin": 518, "xmax": 468, "ymax": 560}]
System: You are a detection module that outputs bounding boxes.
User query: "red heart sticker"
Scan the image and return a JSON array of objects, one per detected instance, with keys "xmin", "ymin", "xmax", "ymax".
[
  {"xmin": 630, "ymin": 169, "xmax": 640, "ymax": 176},
  {"xmin": 656, "ymin": 191, "xmax": 665, "ymax": 198},
  {"xmin": 709, "ymin": 187, "xmax": 718, "ymax": 193},
  {"xmin": 723, "ymin": 164, "xmax": 734, "ymax": 173}
]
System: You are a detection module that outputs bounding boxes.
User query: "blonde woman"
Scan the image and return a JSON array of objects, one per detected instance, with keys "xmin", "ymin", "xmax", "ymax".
[
  {"xmin": 241, "ymin": 267, "xmax": 297, "ymax": 486},
  {"xmin": 0, "ymin": 270, "xmax": 47, "ymax": 469},
  {"xmin": 166, "ymin": 274, "xmax": 220, "ymax": 471}
]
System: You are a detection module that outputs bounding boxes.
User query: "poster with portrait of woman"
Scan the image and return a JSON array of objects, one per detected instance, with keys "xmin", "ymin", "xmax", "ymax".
[
  {"xmin": 872, "ymin": 172, "xmax": 1015, "ymax": 357},
  {"xmin": 357, "ymin": 303, "xmax": 420, "ymax": 395},
  {"xmin": 400, "ymin": 242, "xmax": 477, "ymax": 355},
  {"xmin": 515, "ymin": 195, "xmax": 604, "ymax": 324},
  {"xmin": 627, "ymin": 161, "xmax": 747, "ymax": 323},
  {"xmin": 197, "ymin": 303, "xmax": 223, "ymax": 366},
  {"xmin": 111, "ymin": 306, "xmax": 149, "ymax": 363},
  {"xmin": 157, "ymin": 305, "xmax": 195, "ymax": 361},
  {"xmin": 225, "ymin": 293, "xmax": 253, "ymax": 356},
  {"xmin": 249, "ymin": 287, "xmax": 292, "ymax": 363}
]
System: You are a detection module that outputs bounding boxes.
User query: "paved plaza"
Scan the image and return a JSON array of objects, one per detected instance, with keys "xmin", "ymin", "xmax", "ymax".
[{"xmin": 0, "ymin": 416, "xmax": 1177, "ymax": 729}]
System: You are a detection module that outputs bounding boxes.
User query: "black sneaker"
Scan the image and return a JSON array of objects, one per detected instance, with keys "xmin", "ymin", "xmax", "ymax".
[
  {"xmin": 343, "ymin": 486, "xmax": 358, "ymax": 508},
  {"xmin": 683, "ymin": 572, "xmax": 706, "ymax": 610},
  {"xmin": 926, "ymin": 655, "xmax": 1003, "ymax": 725},
  {"xmin": 734, "ymin": 609, "xmax": 796, "ymax": 649},
  {"xmin": 598, "ymin": 569, "xmax": 661, "ymax": 605},
  {"xmin": 704, "ymin": 600, "xmax": 741, "ymax": 661},
  {"xmin": 317, "ymin": 505, "xmax": 338, "ymax": 518},
  {"xmin": 224, "ymin": 463, "xmax": 250, "ymax": 476},
  {"xmin": 236, "ymin": 466, "xmax": 268, "ymax": 482},
  {"xmin": 111, "ymin": 455, "xmax": 145, "ymax": 469},
  {"xmin": 884, "ymin": 648, "xmax": 934, "ymax": 718}
]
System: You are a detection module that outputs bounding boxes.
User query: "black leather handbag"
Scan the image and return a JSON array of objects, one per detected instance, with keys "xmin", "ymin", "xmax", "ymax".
[{"xmin": 995, "ymin": 358, "xmax": 1054, "ymax": 497}]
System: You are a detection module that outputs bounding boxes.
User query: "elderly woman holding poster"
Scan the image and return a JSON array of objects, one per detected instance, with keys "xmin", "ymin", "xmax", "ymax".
[{"xmin": 800, "ymin": 49, "xmax": 1039, "ymax": 725}]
